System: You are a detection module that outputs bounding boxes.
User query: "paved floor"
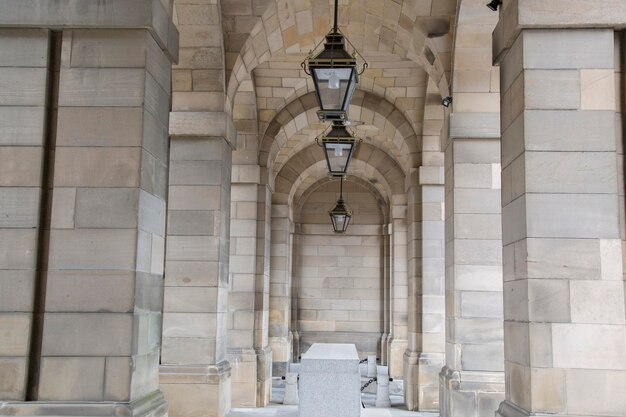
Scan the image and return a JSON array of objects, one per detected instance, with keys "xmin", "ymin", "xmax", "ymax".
[{"xmin": 227, "ymin": 384, "xmax": 438, "ymax": 417}]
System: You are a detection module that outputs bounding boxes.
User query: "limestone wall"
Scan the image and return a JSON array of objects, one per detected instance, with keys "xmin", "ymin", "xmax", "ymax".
[{"xmin": 295, "ymin": 181, "xmax": 385, "ymax": 358}]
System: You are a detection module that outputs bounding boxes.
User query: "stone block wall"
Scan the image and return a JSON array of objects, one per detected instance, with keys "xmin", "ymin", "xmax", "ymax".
[{"xmin": 295, "ymin": 180, "xmax": 385, "ymax": 358}]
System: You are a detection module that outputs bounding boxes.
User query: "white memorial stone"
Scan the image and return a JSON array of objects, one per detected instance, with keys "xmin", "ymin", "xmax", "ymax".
[
  {"xmin": 283, "ymin": 372, "xmax": 299, "ymax": 405},
  {"xmin": 299, "ymin": 343, "xmax": 361, "ymax": 417}
]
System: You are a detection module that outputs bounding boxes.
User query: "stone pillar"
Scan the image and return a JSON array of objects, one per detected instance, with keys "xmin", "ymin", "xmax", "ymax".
[
  {"xmin": 495, "ymin": 27, "xmax": 626, "ymax": 417},
  {"xmin": 269, "ymin": 203, "xmax": 294, "ymax": 376},
  {"xmin": 440, "ymin": 118, "xmax": 505, "ymax": 417},
  {"xmin": 0, "ymin": 28, "xmax": 50, "ymax": 402},
  {"xmin": 227, "ymin": 170, "xmax": 272, "ymax": 407},
  {"xmin": 387, "ymin": 203, "xmax": 408, "ymax": 378},
  {"xmin": 160, "ymin": 114, "xmax": 235, "ymax": 417}
]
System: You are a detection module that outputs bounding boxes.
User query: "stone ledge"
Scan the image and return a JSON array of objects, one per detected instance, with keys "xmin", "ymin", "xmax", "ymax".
[
  {"xmin": 0, "ymin": 391, "xmax": 167, "ymax": 417},
  {"xmin": 169, "ymin": 112, "xmax": 237, "ymax": 149},
  {"xmin": 159, "ymin": 361, "xmax": 231, "ymax": 384},
  {"xmin": 0, "ymin": 0, "xmax": 178, "ymax": 62}
]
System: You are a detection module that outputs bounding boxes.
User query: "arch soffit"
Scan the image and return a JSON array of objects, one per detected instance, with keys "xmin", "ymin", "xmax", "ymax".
[
  {"xmin": 224, "ymin": 0, "xmax": 452, "ymax": 116},
  {"xmin": 260, "ymin": 90, "xmax": 420, "ymax": 175},
  {"xmin": 293, "ymin": 174, "xmax": 390, "ymax": 224},
  {"xmin": 451, "ymin": 0, "xmax": 499, "ymax": 92},
  {"xmin": 274, "ymin": 142, "xmax": 404, "ymax": 198}
]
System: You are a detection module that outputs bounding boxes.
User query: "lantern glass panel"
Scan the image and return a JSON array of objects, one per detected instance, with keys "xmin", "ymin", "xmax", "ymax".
[
  {"xmin": 323, "ymin": 141, "xmax": 354, "ymax": 174},
  {"xmin": 330, "ymin": 213, "xmax": 350, "ymax": 234},
  {"xmin": 312, "ymin": 67, "xmax": 356, "ymax": 112}
]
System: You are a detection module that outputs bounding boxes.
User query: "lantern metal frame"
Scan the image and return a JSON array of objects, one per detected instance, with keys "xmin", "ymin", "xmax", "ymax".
[
  {"xmin": 301, "ymin": 0, "xmax": 367, "ymax": 121},
  {"xmin": 329, "ymin": 177, "xmax": 352, "ymax": 234},
  {"xmin": 315, "ymin": 121, "xmax": 362, "ymax": 177}
]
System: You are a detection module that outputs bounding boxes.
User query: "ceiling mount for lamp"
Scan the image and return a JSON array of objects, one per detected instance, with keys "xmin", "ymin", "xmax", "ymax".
[
  {"xmin": 301, "ymin": 0, "xmax": 367, "ymax": 122},
  {"xmin": 329, "ymin": 177, "xmax": 352, "ymax": 234},
  {"xmin": 316, "ymin": 121, "xmax": 362, "ymax": 177}
]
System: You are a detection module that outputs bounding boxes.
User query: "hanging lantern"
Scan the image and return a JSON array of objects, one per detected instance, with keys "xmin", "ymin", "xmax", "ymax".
[
  {"xmin": 319, "ymin": 121, "xmax": 357, "ymax": 176},
  {"xmin": 301, "ymin": 0, "xmax": 367, "ymax": 121},
  {"xmin": 329, "ymin": 177, "xmax": 352, "ymax": 234}
]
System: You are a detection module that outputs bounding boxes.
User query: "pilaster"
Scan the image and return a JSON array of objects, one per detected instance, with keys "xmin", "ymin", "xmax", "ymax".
[
  {"xmin": 441, "ymin": 116, "xmax": 505, "ymax": 417},
  {"xmin": 161, "ymin": 131, "xmax": 234, "ymax": 417},
  {"xmin": 388, "ymin": 203, "xmax": 408, "ymax": 379},
  {"xmin": 269, "ymin": 203, "xmax": 293, "ymax": 376},
  {"xmin": 227, "ymin": 168, "xmax": 272, "ymax": 407},
  {"xmin": 404, "ymin": 165, "xmax": 446, "ymax": 411}
]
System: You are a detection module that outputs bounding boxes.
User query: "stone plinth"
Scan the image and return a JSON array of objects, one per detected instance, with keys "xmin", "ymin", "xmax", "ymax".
[{"xmin": 298, "ymin": 343, "xmax": 360, "ymax": 417}]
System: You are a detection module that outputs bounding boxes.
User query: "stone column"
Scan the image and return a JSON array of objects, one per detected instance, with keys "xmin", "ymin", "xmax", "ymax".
[
  {"xmin": 440, "ymin": 116, "xmax": 505, "ymax": 417},
  {"xmin": 495, "ymin": 27, "xmax": 626, "ymax": 417},
  {"xmin": 36, "ymin": 25, "xmax": 172, "ymax": 415},
  {"xmin": 387, "ymin": 203, "xmax": 408, "ymax": 378},
  {"xmin": 269, "ymin": 203, "xmax": 294, "ymax": 375},
  {"xmin": 160, "ymin": 113, "xmax": 235, "ymax": 417},
  {"xmin": 227, "ymin": 169, "xmax": 272, "ymax": 407},
  {"xmin": 0, "ymin": 28, "xmax": 50, "ymax": 402}
]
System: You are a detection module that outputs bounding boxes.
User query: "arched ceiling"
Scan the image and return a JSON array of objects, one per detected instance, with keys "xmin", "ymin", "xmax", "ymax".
[
  {"xmin": 259, "ymin": 90, "xmax": 421, "ymax": 178},
  {"xmin": 222, "ymin": 0, "xmax": 457, "ymax": 113},
  {"xmin": 213, "ymin": 0, "xmax": 468, "ymax": 217},
  {"xmin": 273, "ymin": 143, "xmax": 405, "ymax": 213},
  {"xmin": 294, "ymin": 175, "xmax": 389, "ymax": 224}
]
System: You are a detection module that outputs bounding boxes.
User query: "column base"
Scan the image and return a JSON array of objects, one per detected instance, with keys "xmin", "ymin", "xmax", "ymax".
[
  {"xmin": 269, "ymin": 334, "xmax": 293, "ymax": 376},
  {"xmin": 403, "ymin": 350, "xmax": 419, "ymax": 411},
  {"xmin": 227, "ymin": 349, "xmax": 256, "ymax": 408},
  {"xmin": 0, "ymin": 391, "xmax": 167, "ymax": 417},
  {"xmin": 439, "ymin": 366, "xmax": 504, "ymax": 417},
  {"xmin": 403, "ymin": 351, "xmax": 444, "ymax": 412},
  {"xmin": 160, "ymin": 362, "xmax": 231, "ymax": 417},
  {"xmin": 387, "ymin": 337, "xmax": 407, "ymax": 378},
  {"xmin": 255, "ymin": 346, "xmax": 272, "ymax": 407}
]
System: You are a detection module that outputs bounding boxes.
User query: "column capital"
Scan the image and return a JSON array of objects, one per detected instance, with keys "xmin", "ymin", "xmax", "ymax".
[
  {"xmin": 0, "ymin": 0, "xmax": 178, "ymax": 62},
  {"xmin": 169, "ymin": 111, "xmax": 237, "ymax": 149},
  {"xmin": 493, "ymin": 0, "xmax": 626, "ymax": 63}
]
